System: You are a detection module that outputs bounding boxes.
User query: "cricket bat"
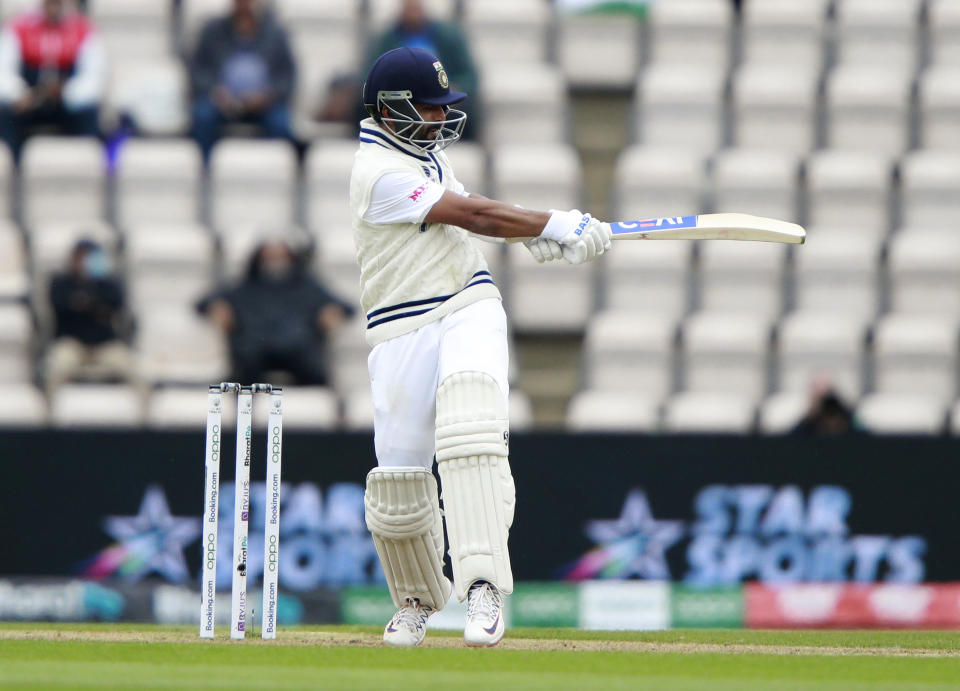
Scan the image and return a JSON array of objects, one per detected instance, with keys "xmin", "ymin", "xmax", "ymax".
[{"xmin": 609, "ymin": 213, "xmax": 805, "ymax": 244}]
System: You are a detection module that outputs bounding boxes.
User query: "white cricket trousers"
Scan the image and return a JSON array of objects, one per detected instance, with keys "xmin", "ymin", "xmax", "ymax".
[{"xmin": 367, "ymin": 298, "xmax": 509, "ymax": 469}]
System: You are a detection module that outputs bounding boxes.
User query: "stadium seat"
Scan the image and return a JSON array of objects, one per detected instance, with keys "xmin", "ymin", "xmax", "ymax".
[
  {"xmin": 899, "ymin": 150, "xmax": 960, "ymax": 228},
  {"xmin": 0, "ymin": 0, "xmax": 35, "ymax": 23},
  {"xmin": 824, "ymin": 64, "xmax": 912, "ymax": 155},
  {"xmin": 757, "ymin": 390, "xmax": 809, "ymax": 434},
  {"xmin": 635, "ymin": 64, "xmax": 726, "ymax": 153},
  {"xmin": 697, "ymin": 241, "xmax": 787, "ymax": 319},
  {"xmin": 0, "ymin": 383, "xmax": 47, "ymax": 427},
  {"xmin": 730, "ymin": 63, "xmax": 819, "ymax": 154},
  {"xmin": 304, "ymin": 138, "xmax": 356, "ymax": 239},
  {"xmin": 928, "ymin": 0, "xmax": 960, "ymax": 65},
  {"xmin": 124, "ymin": 223, "xmax": 216, "ymax": 312},
  {"xmin": 610, "ymin": 147, "xmax": 705, "ymax": 220},
  {"xmin": 856, "ymin": 392, "xmax": 946, "ymax": 435},
  {"xmin": 662, "ymin": 391, "xmax": 756, "ymax": 433},
  {"xmin": 740, "ymin": 0, "xmax": 829, "ymax": 71},
  {"xmin": 328, "ymin": 315, "xmax": 370, "ymax": 396},
  {"xmin": 0, "ymin": 221, "xmax": 28, "ymax": 302},
  {"xmin": 506, "ymin": 251, "xmax": 596, "ymax": 333},
  {"xmin": 681, "ymin": 310, "xmax": 771, "ymax": 399},
  {"xmin": 253, "ymin": 386, "xmax": 339, "ymax": 431},
  {"xmin": 463, "ymin": 0, "xmax": 551, "ymax": 69},
  {"xmin": 777, "ymin": 310, "xmax": 868, "ymax": 402},
  {"xmin": 0, "ymin": 302, "xmax": 33, "ymax": 383},
  {"xmin": 87, "ymin": 0, "xmax": 173, "ymax": 62},
  {"xmin": 482, "ymin": 63, "xmax": 568, "ymax": 146},
  {"xmin": 115, "ymin": 139, "xmax": 202, "ymax": 229},
  {"xmin": 872, "ymin": 312, "xmax": 958, "ymax": 404},
  {"xmin": 556, "ymin": 11, "xmax": 642, "ymax": 89},
  {"xmin": 711, "ymin": 149, "xmax": 800, "ymax": 222},
  {"xmin": 600, "ymin": 240, "xmax": 691, "ymax": 316},
  {"xmin": 443, "ymin": 141, "xmax": 487, "ymax": 197},
  {"xmin": 805, "ymin": 150, "xmax": 893, "ymax": 233},
  {"xmin": 104, "ymin": 57, "xmax": 189, "ymax": 136},
  {"xmin": 135, "ymin": 307, "xmax": 229, "ymax": 386},
  {"xmin": 887, "ymin": 229, "xmax": 960, "ymax": 318},
  {"xmin": 21, "ymin": 137, "xmax": 106, "ymax": 228},
  {"xmin": 566, "ymin": 389, "xmax": 661, "ymax": 432},
  {"xmin": 210, "ymin": 140, "xmax": 297, "ymax": 234},
  {"xmin": 582, "ymin": 310, "xmax": 677, "ymax": 399},
  {"xmin": 792, "ymin": 229, "xmax": 882, "ymax": 317},
  {"xmin": 490, "ymin": 143, "xmax": 582, "ymax": 212},
  {"xmin": 280, "ymin": 0, "xmax": 362, "ymax": 141},
  {"xmin": 50, "ymin": 384, "xmax": 144, "ymax": 428},
  {"xmin": 343, "ymin": 387, "xmax": 374, "ymax": 431},
  {"xmin": 0, "ymin": 145, "xmax": 14, "ymax": 219},
  {"xmin": 144, "ymin": 386, "xmax": 208, "ymax": 429},
  {"xmin": 948, "ymin": 400, "xmax": 960, "ymax": 436},
  {"xmin": 509, "ymin": 388, "xmax": 535, "ymax": 431},
  {"xmin": 648, "ymin": 0, "xmax": 733, "ymax": 68},
  {"xmin": 918, "ymin": 65, "xmax": 960, "ymax": 150},
  {"xmin": 833, "ymin": 0, "xmax": 922, "ymax": 70}
]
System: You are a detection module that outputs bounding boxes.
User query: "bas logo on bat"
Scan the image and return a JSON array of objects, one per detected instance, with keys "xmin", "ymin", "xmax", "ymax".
[{"xmin": 612, "ymin": 216, "xmax": 698, "ymax": 233}]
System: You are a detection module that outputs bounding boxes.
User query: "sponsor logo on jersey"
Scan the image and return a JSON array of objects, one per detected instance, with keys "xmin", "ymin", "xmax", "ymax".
[{"xmin": 409, "ymin": 183, "xmax": 429, "ymax": 202}]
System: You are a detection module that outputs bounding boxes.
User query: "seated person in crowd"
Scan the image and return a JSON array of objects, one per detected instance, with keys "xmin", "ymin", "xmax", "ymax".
[
  {"xmin": 366, "ymin": 0, "xmax": 480, "ymax": 141},
  {"xmin": 792, "ymin": 376, "xmax": 854, "ymax": 437},
  {"xmin": 197, "ymin": 240, "xmax": 353, "ymax": 386},
  {"xmin": 45, "ymin": 238, "xmax": 133, "ymax": 392},
  {"xmin": 190, "ymin": 0, "xmax": 296, "ymax": 161},
  {"xmin": 0, "ymin": 0, "xmax": 105, "ymax": 160}
]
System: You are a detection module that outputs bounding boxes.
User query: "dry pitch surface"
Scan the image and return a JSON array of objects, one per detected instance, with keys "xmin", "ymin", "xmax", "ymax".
[{"xmin": 1, "ymin": 624, "xmax": 959, "ymax": 690}]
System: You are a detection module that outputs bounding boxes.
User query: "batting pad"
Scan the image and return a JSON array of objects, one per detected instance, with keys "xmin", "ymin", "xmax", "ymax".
[
  {"xmin": 364, "ymin": 467, "xmax": 451, "ymax": 610},
  {"xmin": 435, "ymin": 371, "xmax": 515, "ymax": 601}
]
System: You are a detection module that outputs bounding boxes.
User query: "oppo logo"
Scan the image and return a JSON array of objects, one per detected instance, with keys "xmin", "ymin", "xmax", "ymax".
[
  {"xmin": 266, "ymin": 534, "xmax": 279, "ymax": 572},
  {"xmin": 205, "ymin": 532, "xmax": 217, "ymax": 569},
  {"xmin": 270, "ymin": 426, "xmax": 281, "ymax": 463}
]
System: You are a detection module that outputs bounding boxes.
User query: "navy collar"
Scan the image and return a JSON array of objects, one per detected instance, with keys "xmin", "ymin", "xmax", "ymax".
[{"xmin": 359, "ymin": 118, "xmax": 433, "ymax": 162}]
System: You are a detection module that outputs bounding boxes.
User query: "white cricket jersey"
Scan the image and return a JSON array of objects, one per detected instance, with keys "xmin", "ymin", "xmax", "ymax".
[{"xmin": 350, "ymin": 118, "xmax": 501, "ymax": 346}]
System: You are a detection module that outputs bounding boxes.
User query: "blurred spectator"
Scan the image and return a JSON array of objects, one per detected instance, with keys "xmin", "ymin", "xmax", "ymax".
[
  {"xmin": 0, "ymin": 0, "xmax": 105, "ymax": 160},
  {"xmin": 197, "ymin": 240, "xmax": 354, "ymax": 386},
  {"xmin": 366, "ymin": 0, "xmax": 480, "ymax": 141},
  {"xmin": 312, "ymin": 72, "xmax": 366, "ymax": 136},
  {"xmin": 792, "ymin": 377, "xmax": 854, "ymax": 437},
  {"xmin": 189, "ymin": 0, "xmax": 296, "ymax": 161},
  {"xmin": 44, "ymin": 239, "xmax": 134, "ymax": 393}
]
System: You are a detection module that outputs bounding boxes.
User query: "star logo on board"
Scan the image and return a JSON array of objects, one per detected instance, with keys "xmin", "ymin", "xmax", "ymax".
[
  {"xmin": 85, "ymin": 485, "xmax": 201, "ymax": 584},
  {"xmin": 565, "ymin": 490, "xmax": 684, "ymax": 580}
]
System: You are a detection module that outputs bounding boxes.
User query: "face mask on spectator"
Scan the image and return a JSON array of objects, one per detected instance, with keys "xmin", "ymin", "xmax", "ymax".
[{"xmin": 83, "ymin": 249, "xmax": 110, "ymax": 279}]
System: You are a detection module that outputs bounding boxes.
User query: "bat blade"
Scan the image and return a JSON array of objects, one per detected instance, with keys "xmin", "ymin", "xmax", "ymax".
[{"xmin": 610, "ymin": 214, "xmax": 806, "ymax": 244}]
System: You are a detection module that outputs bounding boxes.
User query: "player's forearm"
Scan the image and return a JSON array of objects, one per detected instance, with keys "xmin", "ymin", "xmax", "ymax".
[
  {"xmin": 425, "ymin": 192, "xmax": 550, "ymax": 238},
  {"xmin": 465, "ymin": 201, "xmax": 551, "ymax": 239}
]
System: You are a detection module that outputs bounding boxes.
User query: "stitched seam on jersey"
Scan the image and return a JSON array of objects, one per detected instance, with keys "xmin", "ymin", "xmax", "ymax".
[
  {"xmin": 360, "ymin": 128, "xmax": 432, "ymax": 162},
  {"xmin": 366, "ymin": 271, "xmax": 491, "ymax": 319}
]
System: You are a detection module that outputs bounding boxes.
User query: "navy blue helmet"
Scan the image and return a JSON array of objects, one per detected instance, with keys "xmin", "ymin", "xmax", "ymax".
[{"xmin": 363, "ymin": 47, "xmax": 467, "ymax": 152}]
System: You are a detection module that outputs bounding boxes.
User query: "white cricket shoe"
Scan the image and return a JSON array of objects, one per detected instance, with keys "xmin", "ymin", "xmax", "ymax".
[
  {"xmin": 464, "ymin": 581, "xmax": 505, "ymax": 647},
  {"xmin": 382, "ymin": 598, "xmax": 435, "ymax": 647}
]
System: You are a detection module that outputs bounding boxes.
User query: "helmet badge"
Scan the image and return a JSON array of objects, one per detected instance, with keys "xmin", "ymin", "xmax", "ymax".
[{"xmin": 433, "ymin": 60, "xmax": 449, "ymax": 89}]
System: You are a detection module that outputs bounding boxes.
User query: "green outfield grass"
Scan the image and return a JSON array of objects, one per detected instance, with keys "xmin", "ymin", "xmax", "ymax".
[{"xmin": 1, "ymin": 624, "xmax": 959, "ymax": 690}]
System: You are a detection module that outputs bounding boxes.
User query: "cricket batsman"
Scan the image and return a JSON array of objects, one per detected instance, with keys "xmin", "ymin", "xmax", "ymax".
[{"xmin": 352, "ymin": 47, "xmax": 611, "ymax": 647}]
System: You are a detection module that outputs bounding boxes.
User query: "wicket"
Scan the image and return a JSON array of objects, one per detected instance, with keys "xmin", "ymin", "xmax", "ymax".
[{"xmin": 200, "ymin": 382, "xmax": 283, "ymax": 640}]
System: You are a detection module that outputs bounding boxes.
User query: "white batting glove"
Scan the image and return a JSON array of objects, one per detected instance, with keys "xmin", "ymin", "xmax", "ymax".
[
  {"xmin": 523, "ymin": 237, "xmax": 563, "ymax": 262},
  {"xmin": 560, "ymin": 218, "xmax": 612, "ymax": 265}
]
